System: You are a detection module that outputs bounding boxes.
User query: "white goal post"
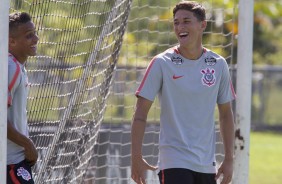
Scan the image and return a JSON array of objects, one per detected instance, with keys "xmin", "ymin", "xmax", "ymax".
[
  {"xmin": 0, "ymin": 0, "xmax": 9, "ymax": 181},
  {"xmin": 234, "ymin": 0, "xmax": 254, "ymax": 183}
]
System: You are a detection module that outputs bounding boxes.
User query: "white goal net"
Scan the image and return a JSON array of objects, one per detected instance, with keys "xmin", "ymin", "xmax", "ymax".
[
  {"xmin": 8, "ymin": 0, "xmax": 237, "ymax": 183},
  {"xmin": 10, "ymin": 0, "xmax": 132, "ymax": 183},
  {"xmin": 103, "ymin": 0, "xmax": 237, "ymax": 184}
]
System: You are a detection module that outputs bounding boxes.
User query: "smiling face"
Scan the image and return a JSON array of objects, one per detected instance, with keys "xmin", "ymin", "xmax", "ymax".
[
  {"xmin": 173, "ymin": 9, "xmax": 206, "ymax": 49},
  {"xmin": 9, "ymin": 21, "xmax": 39, "ymax": 64}
]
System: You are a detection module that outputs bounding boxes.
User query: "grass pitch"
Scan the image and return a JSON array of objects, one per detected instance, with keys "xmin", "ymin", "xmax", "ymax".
[{"xmin": 250, "ymin": 131, "xmax": 282, "ymax": 184}]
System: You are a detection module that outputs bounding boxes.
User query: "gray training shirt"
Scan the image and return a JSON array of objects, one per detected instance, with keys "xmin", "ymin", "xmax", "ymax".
[
  {"xmin": 7, "ymin": 53, "xmax": 30, "ymax": 165},
  {"xmin": 136, "ymin": 46, "xmax": 236, "ymax": 173}
]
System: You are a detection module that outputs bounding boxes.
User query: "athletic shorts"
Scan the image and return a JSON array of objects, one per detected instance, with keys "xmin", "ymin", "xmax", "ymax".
[
  {"xmin": 158, "ymin": 168, "xmax": 216, "ymax": 184},
  {"xmin": 7, "ymin": 160, "xmax": 34, "ymax": 184}
]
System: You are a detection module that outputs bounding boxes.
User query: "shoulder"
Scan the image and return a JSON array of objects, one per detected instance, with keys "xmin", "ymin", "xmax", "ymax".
[
  {"xmin": 204, "ymin": 49, "xmax": 226, "ymax": 61},
  {"xmin": 203, "ymin": 48, "xmax": 228, "ymax": 67},
  {"xmin": 153, "ymin": 46, "xmax": 180, "ymax": 64},
  {"xmin": 8, "ymin": 55, "xmax": 21, "ymax": 88},
  {"xmin": 158, "ymin": 46, "xmax": 178, "ymax": 57},
  {"xmin": 8, "ymin": 55, "xmax": 20, "ymax": 75}
]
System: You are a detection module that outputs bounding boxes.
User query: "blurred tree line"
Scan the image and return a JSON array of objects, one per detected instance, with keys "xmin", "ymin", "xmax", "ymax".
[
  {"xmin": 11, "ymin": 0, "xmax": 282, "ymax": 66},
  {"xmin": 253, "ymin": 1, "xmax": 282, "ymax": 65},
  {"xmin": 123, "ymin": 0, "xmax": 282, "ymax": 65}
]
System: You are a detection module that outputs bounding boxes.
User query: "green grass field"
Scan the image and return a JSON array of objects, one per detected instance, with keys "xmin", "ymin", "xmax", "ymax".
[{"xmin": 250, "ymin": 131, "xmax": 282, "ymax": 184}]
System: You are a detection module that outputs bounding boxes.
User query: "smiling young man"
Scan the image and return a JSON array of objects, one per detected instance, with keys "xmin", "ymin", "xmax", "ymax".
[
  {"xmin": 7, "ymin": 12, "xmax": 39, "ymax": 184},
  {"xmin": 131, "ymin": 1, "xmax": 236, "ymax": 184}
]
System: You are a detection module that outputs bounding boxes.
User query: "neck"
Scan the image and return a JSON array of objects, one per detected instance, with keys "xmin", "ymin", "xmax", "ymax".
[
  {"xmin": 9, "ymin": 51, "xmax": 27, "ymax": 64},
  {"xmin": 178, "ymin": 45, "xmax": 204, "ymax": 60}
]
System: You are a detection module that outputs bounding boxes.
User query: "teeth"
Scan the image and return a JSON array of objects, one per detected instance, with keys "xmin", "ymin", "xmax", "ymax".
[{"xmin": 179, "ymin": 33, "xmax": 188, "ymax": 36}]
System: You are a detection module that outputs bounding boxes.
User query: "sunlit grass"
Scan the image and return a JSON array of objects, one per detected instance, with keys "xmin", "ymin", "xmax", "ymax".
[{"xmin": 250, "ymin": 131, "xmax": 282, "ymax": 184}]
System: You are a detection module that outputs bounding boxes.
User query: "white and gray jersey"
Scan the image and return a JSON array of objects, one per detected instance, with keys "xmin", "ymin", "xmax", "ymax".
[
  {"xmin": 136, "ymin": 46, "xmax": 236, "ymax": 173},
  {"xmin": 7, "ymin": 53, "xmax": 29, "ymax": 165}
]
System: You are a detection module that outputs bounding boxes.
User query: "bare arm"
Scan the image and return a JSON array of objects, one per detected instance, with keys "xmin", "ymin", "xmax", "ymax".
[
  {"xmin": 131, "ymin": 96, "xmax": 157, "ymax": 184},
  {"xmin": 7, "ymin": 120, "xmax": 38, "ymax": 166},
  {"xmin": 215, "ymin": 102, "xmax": 235, "ymax": 184}
]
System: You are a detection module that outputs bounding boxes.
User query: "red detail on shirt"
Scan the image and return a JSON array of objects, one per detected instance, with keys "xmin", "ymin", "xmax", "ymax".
[
  {"xmin": 136, "ymin": 58, "xmax": 156, "ymax": 96},
  {"xmin": 8, "ymin": 54, "xmax": 21, "ymax": 106},
  {"xmin": 230, "ymin": 79, "xmax": 236, "ymax": 99},
  {"xmin": 8, "ymin": 54, "xmax": 21, "ymax": 92},
  {"xmin": 161, "ymin": 170, "xmax": 165, "ymax": 184},
  {"xmin": 8, "ymin": 164, "xmax": 21, "ymax": 184},
  {"xmin": 173, "ymin": 47, "xmax": 180, "ymax": 54},
  {"xmin": 172, "ymin": 74, "xmax": 184, "ymax": 79}
]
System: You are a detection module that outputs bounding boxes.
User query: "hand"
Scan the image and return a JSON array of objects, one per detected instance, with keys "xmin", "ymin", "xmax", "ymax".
[
  {"xmin": 131, "ymin": 155, "xmax": 157, "ymax": 184},
  {"xmin": 215, "ymin": 158, "xmax": 233, "ymax": 184},
  {"xmin": 24, "ymin": 139, "xmax": 38, "ymax": 166}
]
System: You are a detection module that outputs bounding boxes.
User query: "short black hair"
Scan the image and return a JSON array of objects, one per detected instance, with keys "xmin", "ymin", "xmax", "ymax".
[
  {"xmin": 9, "ymin": 12, "xmax": 32, "ymax": 36},
  {"xmin": 173, "ymin": 1, "xmax": 206, "ymax": 21}
]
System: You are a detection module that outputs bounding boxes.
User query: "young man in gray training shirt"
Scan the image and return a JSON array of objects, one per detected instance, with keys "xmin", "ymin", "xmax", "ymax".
[
  {"xmin": 7, "ymin": 12, "xmax": 39, "ymax": 184},
  {"xmin": 131, "ymin": 1, "xmax": 236, "ymax": 184}
]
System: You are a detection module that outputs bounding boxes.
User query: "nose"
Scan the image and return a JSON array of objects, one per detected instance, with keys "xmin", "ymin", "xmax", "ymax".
[
  {"xmin": 177, "ymin": 22, "xmax": 186, "ymax": 30},
  {"xmin": 33, "ymin": 34, "xmax": 39, "ymax": 43}
]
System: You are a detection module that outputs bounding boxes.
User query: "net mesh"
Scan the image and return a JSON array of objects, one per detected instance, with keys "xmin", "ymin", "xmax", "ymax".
[
  {"xmin": 102, "ymin": 0, "xmax": 237, "ymax": 183},
  {"xmin": 10, "ymin": 0, "xmax": 132, "ymax": 183},
  {"xmin": 9, "ymin": 0, "xmax": 237, "ymax": 183}
]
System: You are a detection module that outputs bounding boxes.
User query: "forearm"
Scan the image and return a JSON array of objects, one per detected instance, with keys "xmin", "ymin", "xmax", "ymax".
[
  {"xmin": 130, "ymin": 97, "xmax": 157, "ymax": 183},
  {"xmin": 131, "ymin": 119, "xmax": 146, "ymax": 157},
  {"xmin": 7, "ymin": 121, "xmax": 32, "ymax": 148},
  {"xmin": 219, "ymin": 111, "xmax": 235, "ymax": 160},
  {"xmin": 218, "ymin": 102, "xmax": 235, "ymax": 160},
  {"xmin": 131, "ymin": 97, "xmax": 152, "ymax": 158},
  {"xmin": 8, "ymin": 120, "xmax": 38, "ymax": 164}
]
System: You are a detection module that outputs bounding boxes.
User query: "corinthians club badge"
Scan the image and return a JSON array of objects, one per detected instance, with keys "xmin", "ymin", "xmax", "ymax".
[
  {"xmin": 17, "ymin": 167, "xmax": 32, "ymax": 181},
  {"xmin": 201, "ymin": 68, "xmax": 216, "ymax": 87}
]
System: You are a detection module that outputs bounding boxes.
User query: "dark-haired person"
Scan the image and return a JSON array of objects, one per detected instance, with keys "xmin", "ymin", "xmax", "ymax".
[
  {"xmin": 7, "ymin": 12, "xmax": 39, "ymax": 184},
  {"xmin": 131, "ymin": 1, "xmax": 235, "ymax": 184}
]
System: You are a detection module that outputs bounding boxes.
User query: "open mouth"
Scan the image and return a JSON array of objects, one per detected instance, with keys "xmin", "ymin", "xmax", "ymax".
[
  {"xmin": 179, "ymin": 32, "xmax": 188, "ymax": 38},
  {"xmin": 30, "ymin": 45, "xmax": 37, "ymax": 52}
]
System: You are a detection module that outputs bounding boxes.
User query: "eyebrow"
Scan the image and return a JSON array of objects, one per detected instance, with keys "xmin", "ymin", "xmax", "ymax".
[
  {"xmin": 23, "ymin": 29, "xmax": 36, "ymax": 35},
  {"xmin": 174, "ymin": 17, "xmax": 192, "ymax": 21}
]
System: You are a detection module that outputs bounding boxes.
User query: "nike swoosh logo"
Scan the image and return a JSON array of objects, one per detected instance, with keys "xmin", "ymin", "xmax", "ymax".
[{"xmin": 173, "ymin": 74, "xmax": 184, "ymax": 79}]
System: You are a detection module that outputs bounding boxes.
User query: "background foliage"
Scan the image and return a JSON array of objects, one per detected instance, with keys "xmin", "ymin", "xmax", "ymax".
[{"xmin": 121, "ymin": 0, "xmax": 282, "ymax": 65}]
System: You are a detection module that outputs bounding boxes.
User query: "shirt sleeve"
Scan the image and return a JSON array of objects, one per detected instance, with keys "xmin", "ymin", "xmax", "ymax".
[
  {"xmin": 8, "ymin": 61, "xmax": 21, "ymax": 106},
  {"xmin": 217, "ymin": 60, "xmax": 236, "ymax": 104},
  {"xmin": 135, "ymin": 57, "xmax": 163, "ymax": 102}
]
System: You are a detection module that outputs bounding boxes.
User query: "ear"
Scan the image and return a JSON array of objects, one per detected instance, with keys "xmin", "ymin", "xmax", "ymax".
[
  {"xmin": 9, "ymin": 36, "xmax": 17, "ymax": 47},
  {"xmin": 201, "ymin": 20, "xmax": 207, "ymax": 30}
]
